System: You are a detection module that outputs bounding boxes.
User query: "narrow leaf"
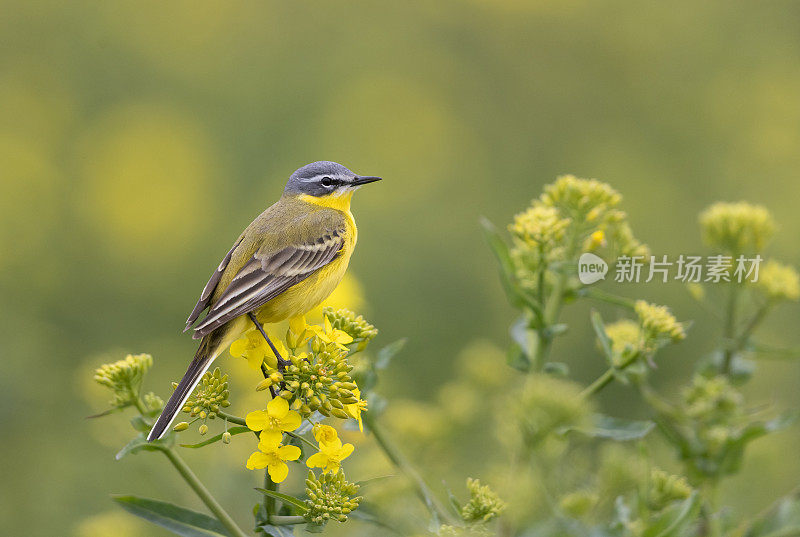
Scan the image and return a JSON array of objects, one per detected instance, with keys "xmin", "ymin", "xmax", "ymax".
[
  {"xmin": 375, "ymin": 339, "xmax": 407, "ymax": 370},
  {"xmin": 116, "ymin": 434, "xmax": 166, "ymax": 460},
  {"xmin": 112, "ymin": 495, "xmax": 229, "ymax": 537},
  {"xmin": 575, "ymin": 414, "xmax": 655, "ymax": 441},
  {"xmin": 179, "ymin": 427, "xmax": 250, "ymax": 449},
  {"xmin": 254, "ymin": 489, "xmax": 309, "ymax": 514},
  {"xmin": 256, "ymin": 524, "xmax": 296, "ymax": 537},
  {"xmin": 590, "ymin": 310, "xmax": 614, "ymax": 362}
]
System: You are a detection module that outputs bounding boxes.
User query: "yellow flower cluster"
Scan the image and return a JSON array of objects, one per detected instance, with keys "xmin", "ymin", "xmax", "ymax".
[
  {"xmin": 755, "ymin": 260, "xmax": 800, "ymax": 301},
  {"xmin": 509, "ymin": 205, "xmax": 570, "ymax": 252},
  {"xmin": 239, "ymin": 313, "xmax": 369, "ymax": 488},
  {"xmin": 699, "ymin": 201, "xmax": 776, "ymax": 253},
  {"xmin": 634, "ymin": 300, "xmax": 686, "ymax": 344},
  {"xmin": 245, "ymin": 397, "xmax": 302, "ymax": 482},
  {"xmin": 460, "ymin": 478, "xmax": 507, "ymax": 523},
  {"xmin": 603, "ymin": 319, "xmax": 643, "ymax": 368},
  {"xmin": 540, "ymin": 174, "xmax": 621, "ymax": 219},
  {"xmin": 508, "ymin": 175, "xmax": 649, "ymax": 293},
  {"xmin": 93, "ymin": 353, "xmax": 153, "ymax": 408}
]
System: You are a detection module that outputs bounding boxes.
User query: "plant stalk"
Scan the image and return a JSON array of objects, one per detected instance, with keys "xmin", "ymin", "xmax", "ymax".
[{"xmin": 161, "ymin": 447, "xmax": 250, "ymax": 537}]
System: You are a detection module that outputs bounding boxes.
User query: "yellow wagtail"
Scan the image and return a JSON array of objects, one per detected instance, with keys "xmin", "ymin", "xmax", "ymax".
[{"xmin": 148, "ymin": 161, "xmax": 381, "ymax": 441}]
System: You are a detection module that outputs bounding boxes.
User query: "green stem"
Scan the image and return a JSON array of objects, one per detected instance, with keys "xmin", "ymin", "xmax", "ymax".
[
  {"xmin": 264, "ymin": 471, "xmax": 276, "ymax": 517},
  {"xmin": 365, "ymin": 415, "xmax": 455, "ymax": 524},
  {"xmin": 218, "ymin": 410, "xmax": 247, "ymax": 427},
  {"xmin": 721, "ymin": 281, "xmax": 739, "ymax": 375},
  {"xmin": 580, "ymin": 369, "xmax": 615, "ymax": 398},
  {"xmin": 161, "ymin": 448, "xmax": 250, "ymax": 537},
  {"xmin": 580, "ymin": 353, "xmax": 639, "ymax": 398},
  {"xmin": 734, "ymin": 301, "xmax": 773, "ymax": 351},
  {"xmin": 285, "ymin": 431, "xmax": 318, "ymax": 451}
]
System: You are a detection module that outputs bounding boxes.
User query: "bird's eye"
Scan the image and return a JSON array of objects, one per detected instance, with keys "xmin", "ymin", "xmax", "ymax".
[{"xmin": 321, "ymin": 176, "xmax": 333, "ymax": 187}]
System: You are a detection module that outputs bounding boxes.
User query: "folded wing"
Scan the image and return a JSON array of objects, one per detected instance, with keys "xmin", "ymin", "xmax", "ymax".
[{"xmin": 189, "ymin": 227, "xmax": 345, "ymax": 339}]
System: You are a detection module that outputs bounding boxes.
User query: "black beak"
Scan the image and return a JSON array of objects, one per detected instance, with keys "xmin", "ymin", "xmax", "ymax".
[{"xmin": 351, "ymin": 175, "xmax": 382, "ymax": 186}]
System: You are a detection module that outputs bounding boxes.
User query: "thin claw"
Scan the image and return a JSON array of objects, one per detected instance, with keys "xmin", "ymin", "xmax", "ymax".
[{"xmin": 248, "ymin": 313, "xmax": 291, "ymax": 371}]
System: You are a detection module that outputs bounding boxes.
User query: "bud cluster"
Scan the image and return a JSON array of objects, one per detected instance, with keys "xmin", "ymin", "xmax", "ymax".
[
  {"xmin": 179, "ymin": 367, "xmax": 231, "ymax": 429},
  {"xmin": 93, "ymin": 353, "xmax": 153, "ymax": 408},
  {"xmin": 261, "ymin": 342, "xmax": 358, "ymax": 418},
  {"xmin": 322, "ymin": 307, "xmax": 378, "ymax": 347},
  {"xmin": 460, "ymin": 478, "xmax": 506, "ymax": 524},
  {"xmin": 647, "ymin": 469, "xmax": 692, "ymax": 511},
  {"xmin": 634, "ymin": 300, "xmax": 686, "ymax": 351},
  {"xmin": 304, "ymin": 470, "xmax": 362, "ymax": 525},
  {"xmin": 699, "ymin": 201, "xmax": 776, "ymax": 253}
]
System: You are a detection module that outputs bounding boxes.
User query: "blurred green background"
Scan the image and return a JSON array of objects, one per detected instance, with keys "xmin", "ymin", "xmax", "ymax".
[{"xmin": 3, "ymin": 1, "xmax": 800, "ymax": 535}]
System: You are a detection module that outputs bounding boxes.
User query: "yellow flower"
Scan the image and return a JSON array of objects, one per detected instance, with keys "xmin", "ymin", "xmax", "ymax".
[
  {"xmin": 312, "ymin": 423, "xmax": 340, "ymax": 445},
  {"xmin": 756, "ymin": 260, "xmax": 800, "ymax": 301},
  {"xmin": 344, "ymin": 388, "xmax": 367, "ymax": 432},
  {"xmin": 310, "ymin": 316, "xmax": 354, "ymax": 351},
  {"xmin": 287, "ymin": 315, "xmax": 314, "ymax": 348},
  {"xmin": 245, "ymin": 396, "xmax": 302, "ymax": 445},
  {"xmin": 246, "ymin": 435, "xmax": 301, "ymax": 483},
  {"xmin": 230, "ymin": 330, "xmax": 283, "ymax": 370},
  {"xmin": 699, "ymin": 201, "xmax": 776, "ymax": 253},
  {"xmin": 306, "ymin": 436, "xmax": 354, "ymax": 474}
]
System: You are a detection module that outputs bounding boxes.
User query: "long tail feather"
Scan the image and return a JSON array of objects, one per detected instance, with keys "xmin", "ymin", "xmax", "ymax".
[{"xmin": 147, "ymin": 335, "xmax": 220, "ymax": 441}]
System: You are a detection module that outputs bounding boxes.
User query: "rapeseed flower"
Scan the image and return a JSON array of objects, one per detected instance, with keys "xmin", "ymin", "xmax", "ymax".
[
  {"xmin": 307, "ymin": 436, "xmax": 354, "ymax": 474},
  {"xmin": 245, "ymin": 396, "xmax": 302, "ymax": 445},
  {"xmin": 700, "ymin": 201, "xmax": 776, "ymax": 253},
  {"xmin": 755, "ymin": 260, "xmax": 800, "ymax": 301},
  {"xmin": 245, "ymin": 435, "xmax": 301, "ymax": 483},
  {"xmin": 230, "ymin": 330, "xmax": 282, "ymax": 369}
]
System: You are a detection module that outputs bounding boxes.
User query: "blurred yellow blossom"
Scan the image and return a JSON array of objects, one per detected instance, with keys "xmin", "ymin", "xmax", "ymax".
[
  {"xmin": 246, "ymin": 435, "xmax": 301, "ymax": 483},
  {"xmin": 755, "ymin": 260, "xmax": 800, "ymax": 301},
  {"xmin": 246, "ymin": 396, "xmax": 302, "ymax": 445},
  {"xmin": 634, "ymin": 300, "xmax": 686, "ymax": 344},
  {"xmin": 699, "ymin": 201, "xmax": 776, "ymax": 253}
]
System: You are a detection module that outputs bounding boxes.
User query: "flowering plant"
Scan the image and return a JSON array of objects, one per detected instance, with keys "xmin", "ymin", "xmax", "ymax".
[{"xmin": 90, "ymin": 176, "xmax": 800, "ymax": 537}]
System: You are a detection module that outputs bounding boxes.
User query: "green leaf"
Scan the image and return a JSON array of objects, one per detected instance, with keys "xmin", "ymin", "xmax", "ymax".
[
  {"xmin": 642, "ymin": 492, "xmax": 701, "ymax": 537},
  {"xmin": 355, "ymin": 475, "xmax": 396, "ymax": 488},
  {"xmin": 747, "ymin": 495, "xmax": 800, "ymax": 537},
  {"xmin": 254, "ymin": 489, "xmax": 309, "ymax": 514},
  {"xmin": 506, "ymin": 342, "xmax": 529, "ymax": 371},
  {"xmin": 130, "ymin": 415, "xmax": 154, "ymax": 433},
  {"xmin": 256, "ymin": 524, "xmax": 295, "ymax": 537},
  {"xmin": 543, "ymin": 361, "xmax": 570, "ymax": 377},
  {"xmin": 112, "ymin": 495, "xmax": 229, "ymax": 537},
  {"xmin": 590, "ymin": 310, "xmax": 614, "ymax": 362},
  {"xmin": 116, "ymin": 434, "xmax": 167, "ymax": 460},
  {"xmin": 179, "ymin": 426, "xmax": 250, "ymax": 448},
  {"xmin": 574, "ymin": 414, "xmax": 655, "ymax": 441},
  {"xmin": 375, "ymin": 339, "xmax": 407, "ymax": 370},
  {"xmin": 86, "ymin": 407, "xmax": 125, "ymax": 419}
]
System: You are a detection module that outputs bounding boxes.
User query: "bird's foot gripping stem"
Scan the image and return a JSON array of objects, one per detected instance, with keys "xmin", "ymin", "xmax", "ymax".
[{"xmin": 248, "ymin": 313, "xmax": 291, "ymax": 372}]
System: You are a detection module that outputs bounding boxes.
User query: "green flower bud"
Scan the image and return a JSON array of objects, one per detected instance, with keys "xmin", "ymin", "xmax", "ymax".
[
  {"xmin": 222, "ymin": 431, "xmax": 232, "ymax": 444},
  {"xmin": 198, "ymin": 424, "xmax": 208, "ymax": 435},
  {"xmin": 173, "ymin": 422, "xmax": 189, "ymax": 432}
]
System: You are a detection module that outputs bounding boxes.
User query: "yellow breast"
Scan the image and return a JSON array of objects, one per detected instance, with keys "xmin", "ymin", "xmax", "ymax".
[{"xmin": 254, "ymin": 192, "xmax": 357, "ymax": 324}]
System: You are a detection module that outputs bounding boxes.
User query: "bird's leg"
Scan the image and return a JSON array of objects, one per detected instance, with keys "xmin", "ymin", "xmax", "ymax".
[{"xmin": 248, "ymin": 313, "xmax": 291, "ymax": 372}]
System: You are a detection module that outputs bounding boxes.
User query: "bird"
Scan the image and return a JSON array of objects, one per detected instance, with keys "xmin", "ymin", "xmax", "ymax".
[{"xmin": 147, "ymin": 161, "xmax": 381, "ymax": 441}]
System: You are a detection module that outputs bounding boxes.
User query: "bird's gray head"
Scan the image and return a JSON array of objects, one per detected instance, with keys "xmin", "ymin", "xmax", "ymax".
[{"xmin": 283, "ymin": 161, "xmax": 381, "ymax": 197}]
